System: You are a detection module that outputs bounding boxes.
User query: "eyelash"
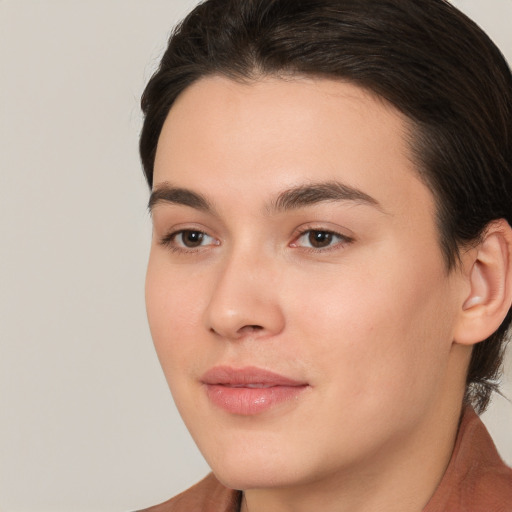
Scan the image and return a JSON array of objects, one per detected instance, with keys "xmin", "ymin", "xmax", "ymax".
[
  {"xmin": 160, "ymin": 229, "xmax": 218, "ymax": 253},
  {"xmin": 159, "ymin": 227, "xmax": 354, "ymax": 254},
  {"xmin": 290, "ymin": 227, "xmax": 354, "ymax": 253}
]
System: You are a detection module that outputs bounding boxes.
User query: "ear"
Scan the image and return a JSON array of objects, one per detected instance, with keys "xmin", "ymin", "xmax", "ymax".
[{"xmin": 454, "ymin": 219, "xmax": 512, "ymax": 346}]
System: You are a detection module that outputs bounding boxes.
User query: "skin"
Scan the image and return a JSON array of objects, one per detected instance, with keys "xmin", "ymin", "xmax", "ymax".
[{"xmin": 146, "ymin": 76, "xmax": 476, "ymax": 512}]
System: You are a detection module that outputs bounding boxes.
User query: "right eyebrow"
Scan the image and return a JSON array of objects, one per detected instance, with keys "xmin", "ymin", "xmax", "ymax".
[
  {"xmin": 267, "ymin": 180, "xmax": 384, "ymax": 214},
  {"xmin": 148, "ymin": 182, "xmax": 214, "ymax": 214}
]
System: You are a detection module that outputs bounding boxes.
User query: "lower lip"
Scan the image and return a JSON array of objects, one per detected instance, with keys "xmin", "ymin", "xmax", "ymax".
[{"xmin": 204, "ymin": 384, "xmax": 308, "ymax": 415}]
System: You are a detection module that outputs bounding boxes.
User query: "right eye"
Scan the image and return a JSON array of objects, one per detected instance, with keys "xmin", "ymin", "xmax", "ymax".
[{"xmin": 161, "ymin": 229, "xmax": 219, "ymax": 251}]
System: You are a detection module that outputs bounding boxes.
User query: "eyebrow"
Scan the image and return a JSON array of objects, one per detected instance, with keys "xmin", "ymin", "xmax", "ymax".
[
  {"xmin": 148, "ymin": 183, "xmax": 214, "ymax": 213},
  {"xmin": 268, "ymin": 181, "xmax": 382, "ymax": 213},
  {"xmin": 148, "ymin": 180, "xmax": 382, "ymax": 215}
]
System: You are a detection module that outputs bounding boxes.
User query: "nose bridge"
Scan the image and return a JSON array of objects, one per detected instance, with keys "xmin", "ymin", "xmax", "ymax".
[{"xmin": 203, "ymin": 243, "xmax": 284, "ymax": 339}]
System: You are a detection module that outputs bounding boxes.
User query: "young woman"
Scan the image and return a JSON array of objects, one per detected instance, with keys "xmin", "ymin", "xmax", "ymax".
[{"xmin": 137, "ymin": 1, "xmax": 512, "ymax": 510}]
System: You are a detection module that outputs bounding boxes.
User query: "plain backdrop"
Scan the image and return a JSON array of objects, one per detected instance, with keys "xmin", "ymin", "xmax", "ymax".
[{"xmin": 0, "ymin": 1, "xmax": 511, "ymax": 511}]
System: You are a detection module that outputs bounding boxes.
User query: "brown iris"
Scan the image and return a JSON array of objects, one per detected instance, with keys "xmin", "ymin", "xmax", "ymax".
[
  {"xmin": 308, "ymin": 230, "xmax": 334, "ymax": 248},
  {"xmin": 180, "ymin": 230, "xmax": 205, "ymax": 248}
]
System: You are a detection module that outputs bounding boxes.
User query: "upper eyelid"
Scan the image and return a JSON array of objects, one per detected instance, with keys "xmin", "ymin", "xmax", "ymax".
[
  {"xmin": 156, "ymin": 221, "xmax": 214, "ymax": 237},
  {"xmin": 161, "ymin": 228, "xmax": 217, "ymax": 245},
  {"xmin": 292, "ymin": 229, "xmax": 352, "ymax": 243},
  {"xmin": 292, "ymin": 223, "xmax": 354, "ymax": 240}
]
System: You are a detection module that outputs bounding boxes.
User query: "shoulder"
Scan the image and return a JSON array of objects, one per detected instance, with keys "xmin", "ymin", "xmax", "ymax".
[
  {"xmin": 424, "ymin": 406, "xmax": 512, "ymax": 512},
  {"xmin": 136, "ymin": 473, "xmax": 241, "ymax": 512}
]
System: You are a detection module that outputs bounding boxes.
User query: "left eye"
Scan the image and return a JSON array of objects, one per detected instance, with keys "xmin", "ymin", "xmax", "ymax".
[
  {"xmin": 292, "ymin": 230, "xmax": 349, "ymax": 249},
  {"xmin": 167, "ymin": 230, "xmax": 217, "ymax": 249}
]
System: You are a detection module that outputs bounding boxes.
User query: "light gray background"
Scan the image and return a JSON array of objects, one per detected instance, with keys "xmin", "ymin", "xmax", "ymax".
[{"xmin": 0, "ymin": 1, "xmax": 511, "ymax": 511}]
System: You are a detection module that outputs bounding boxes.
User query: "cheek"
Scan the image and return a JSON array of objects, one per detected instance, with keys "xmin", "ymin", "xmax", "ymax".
[
  {"xmin": 145, "ymin": 254, "xmax": 207, "ymax": 370},
  {"xmin": 287, "ymin": 256, "xmax": 455, "ymax": 408}
]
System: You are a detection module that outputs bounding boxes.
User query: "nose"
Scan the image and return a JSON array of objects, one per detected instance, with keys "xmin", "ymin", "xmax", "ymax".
[{"xmin": 203, "ymin": 250, "xmax": 285, "ymax": 340}]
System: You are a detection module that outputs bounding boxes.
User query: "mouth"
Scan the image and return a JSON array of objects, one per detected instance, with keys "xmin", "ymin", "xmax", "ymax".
[{"xmin": 201, "ymin": 366, "xmax": 309, "ymax": 415}]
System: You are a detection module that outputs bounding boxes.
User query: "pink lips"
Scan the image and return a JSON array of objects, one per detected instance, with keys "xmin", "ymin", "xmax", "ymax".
[{"xmin": 201, "ymin": 366, "xmax": 308, "ymax": 415}]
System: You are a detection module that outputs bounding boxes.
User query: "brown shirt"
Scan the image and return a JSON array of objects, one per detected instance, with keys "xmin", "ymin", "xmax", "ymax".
[{"xmin": 138, "ymin": 407, "xmax": 512, "ymax": 512}]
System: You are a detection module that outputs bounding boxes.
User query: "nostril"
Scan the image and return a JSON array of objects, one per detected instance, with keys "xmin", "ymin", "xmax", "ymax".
[
  {"xmin": 236, "ymin": 324, "xmax": 264, "ymax": 336},
  {"xmin": 209, "ymin": 325, "xmax": 263, "ymax": 336},
  {"xmin": 245, "ymin": 325, "xmax": 263, "ymax": 332}
]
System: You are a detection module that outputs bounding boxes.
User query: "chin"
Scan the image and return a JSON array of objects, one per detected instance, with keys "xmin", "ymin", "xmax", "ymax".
[
  {"xmin": 202, "ymin": 439, "xmax": 313, "ymax": 491},
  {"xmin": 212, "ymin": 463, "xmax": 300, "ymax": 492}
]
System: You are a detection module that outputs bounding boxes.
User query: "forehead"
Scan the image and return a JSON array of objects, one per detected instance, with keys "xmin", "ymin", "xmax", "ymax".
[{"xmin": 153, "ymin": 75, "xmax": 433, "ymax": 220}]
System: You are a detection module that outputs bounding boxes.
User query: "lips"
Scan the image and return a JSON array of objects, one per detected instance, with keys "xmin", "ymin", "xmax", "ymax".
[{"xmin": 201, "ymin": 366, "xmax": 309, "ymax": 415}]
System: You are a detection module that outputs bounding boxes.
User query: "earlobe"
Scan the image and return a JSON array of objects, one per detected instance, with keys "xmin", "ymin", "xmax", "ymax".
[{"xmin": 454, "ymin": 219, "xmax": 512, "ymax": 346}]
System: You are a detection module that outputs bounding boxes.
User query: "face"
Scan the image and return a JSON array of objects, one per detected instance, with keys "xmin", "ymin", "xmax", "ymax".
[{"xmin": 146, "ymin": 76, "xmax": 465, "ymax": 491}]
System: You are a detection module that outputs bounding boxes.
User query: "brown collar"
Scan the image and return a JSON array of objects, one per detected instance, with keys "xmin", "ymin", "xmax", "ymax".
[{"xmin": 423, "ymin": 406, "xmax": 512, "ymax": 511}]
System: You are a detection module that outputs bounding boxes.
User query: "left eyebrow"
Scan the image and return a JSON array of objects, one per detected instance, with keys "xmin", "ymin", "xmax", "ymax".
[
  {"xmin": 148, "ymin": 182, "xmax": 214, "ymax": 214},
  {"xmin": 267, "ymin": 181, "xmax": 384, "ymax": 213}
]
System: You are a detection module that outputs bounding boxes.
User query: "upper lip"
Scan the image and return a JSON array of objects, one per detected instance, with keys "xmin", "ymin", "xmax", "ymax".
[{"xmin": 201, "ymin": 366, "xmax": 307, "ymax": 387}]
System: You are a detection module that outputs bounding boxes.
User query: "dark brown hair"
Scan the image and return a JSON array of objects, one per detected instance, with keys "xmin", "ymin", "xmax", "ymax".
[{"xmin": 140, "ymin": 0, "xmax": 512, "ymax": 413}]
